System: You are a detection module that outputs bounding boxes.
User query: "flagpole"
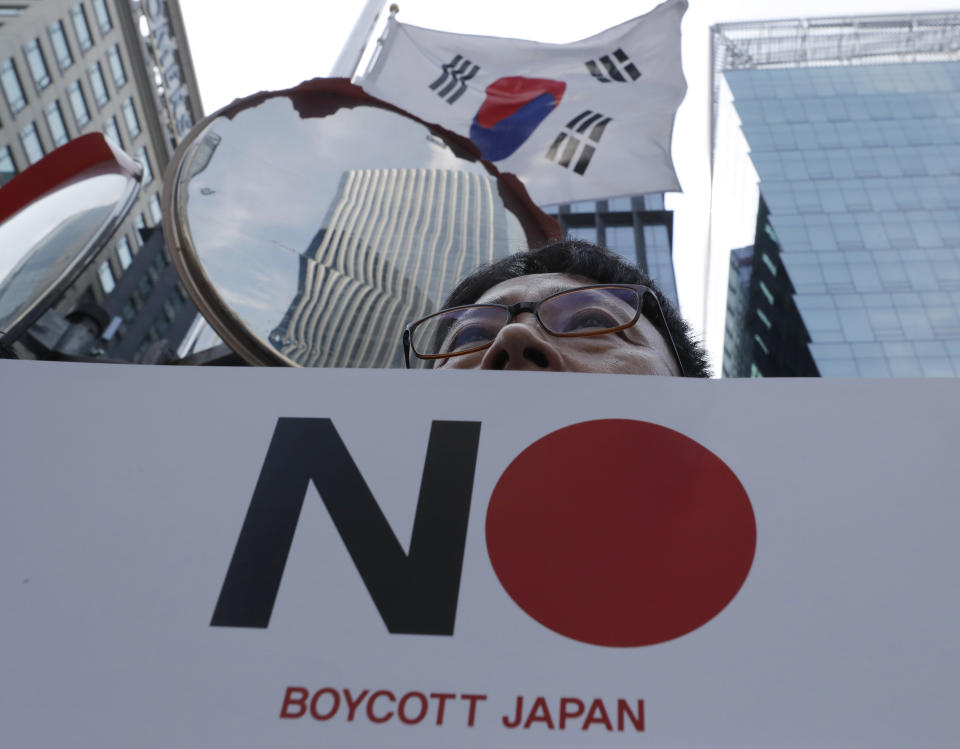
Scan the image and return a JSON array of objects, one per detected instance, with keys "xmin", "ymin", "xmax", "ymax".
[{"xmin": 329, "ymin": 0, "xmax": 391, "ymax": 78}]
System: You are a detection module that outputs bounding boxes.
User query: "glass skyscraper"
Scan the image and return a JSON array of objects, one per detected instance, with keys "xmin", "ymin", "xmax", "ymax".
[
  {"xmin": 711, "ymin": 14, "xmax": 960, "ymax": 377},
  {"xmin": 545, "ymin": 194, "xmax": 680, "ymax": 310}
]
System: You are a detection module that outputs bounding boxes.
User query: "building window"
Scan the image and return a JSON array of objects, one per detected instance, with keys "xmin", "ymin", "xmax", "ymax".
[
  {"xmin": 153, "ymin": 312, "xmax": 170, "ymax": 336},
  {"xmin": 106, "ymin": 45, "xmax": 126, "ymax": 88},
  {"xmin": 567, "ymin": 225, "xmax": 597, "ymax": 243},
  {"xmin": 761, "ymin": 252, "xmax": 778, "ymax": 276},
  {"xmin": 24, "ymin": 39, "xmax": 52, "ymax": 90},
  {"xmin": 0, "ymin": 145, "xmax": 16, "ymax": 186},
  {"xmin": 44, "ymin": 101, "xmax": 70, "ymax": 147},
  {"xmin": 1, "ymin": 58, "xmax": 27, "ymax": 113},
  {"xmin": 605, "ymin": 224, "xmax": 636, "ymax": 263},
  {"xmin": 758, "ymin": 279, "xmax": 775, "ymax": 306},
  {"xmin": 134, "ymin": 213, "xmax": 146, "ymax": 245},
  {"xmin": 642, "ymin": 194, "xmax": 665, "ymax": 210},
  {"xmin": 607, "ymin": 197, "xmax": 632, "ymax": 211},
  {"xmin": 67, "ymin": 80, "xmax": 90, "ymax": 127},
  {"xmin": 103, "ymin": 114, "xmax": 121, "ymax": 146},
  {"xmin": 92, "ymin": 0, "xmax": 112, "ymax": 35},
  {"xmin": 88, "ymin": 61, "xmax": 109, "ymax": 107},
  {"xmin": 136, "ymin": 146, "xmax": 153, "ymax": 184},
  {"xmin": 122, "ymin": 97, "xmax": 140, "ymax": 138},
  {"xmin": 48, "ymin": 21, "xmax": 74, "ymax": 71},
  {"xmin": 568, "ymin": 201, "xmax": 596, "ymax": 214},
  {"xmin": 117, "ymin": 234, "xmax": 133, "ymax": 269},
  {"xmin": 70, "ymin": 4, "xmax": 94, "ymax": 52},
  {"xmin": 149, "ymin": 193, "xmax": 162, "ymax": 223},
  {"xmin": 19, "ymin": 122, "xmax": 45, "ymax": 164},
  {"xmin": 642, "ymin": 224, "xmax": 670, "ymax": 251},
  {"xmin": 137, "ymin": 270, "xmax": 154, "ymax": 296},
  {"xmin": 98, "ymin": 260, "xmax": 116, "ymax": 294}
]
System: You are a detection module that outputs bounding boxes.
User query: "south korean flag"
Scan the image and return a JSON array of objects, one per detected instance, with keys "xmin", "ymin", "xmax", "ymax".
[{"xmin": 359, "ymin": 0, "xmax": 687, "ymax": 205}]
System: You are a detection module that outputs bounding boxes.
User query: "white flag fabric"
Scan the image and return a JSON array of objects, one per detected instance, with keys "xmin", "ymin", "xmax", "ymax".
[{"xmin": 359, "ymin": 0, "xmax": 687, "ymax": 206}]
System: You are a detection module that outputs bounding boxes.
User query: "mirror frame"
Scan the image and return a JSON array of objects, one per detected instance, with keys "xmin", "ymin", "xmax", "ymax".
[
  {"xmin": 0, "ymin": 133, "xmax": 143, "ymax": 346},
  {"xmin": 161, "ymin": 77, "xmax": 561, "ymax": 366}
]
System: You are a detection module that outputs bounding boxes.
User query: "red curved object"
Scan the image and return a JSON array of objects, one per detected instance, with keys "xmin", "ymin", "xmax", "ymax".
[{"xmin": 0, "ymin": 133, "xmax": 141, "ymax": 226}]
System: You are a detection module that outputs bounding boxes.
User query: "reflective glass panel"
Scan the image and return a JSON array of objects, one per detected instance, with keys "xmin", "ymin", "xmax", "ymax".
[
  {"xmin": 68, "ymin": 81, "xmax": 89, "ymax": 127},
  {"xmin": 70, "ymin": 5, "xmax": 93, "ymax": 51},
  {"xmin": 88, "ymin": 61, "xmax": 108, "ymax": 107},
  {"xmin": 1, "ymin": 58, "xmax": 27, "ymax": 113},
  {"xmin": 117, "ymin": 235, "xmax": 133, "ymax": 269},
  {"xmin": 103, "ymin": 115, "xmax": 121, "ymax": 147},
  {"xmin": 107, "ymin": 45, "xmax": 125, "ymax": 87},
  {"xmin": 122, "ymin": 97, "xmax": 140, "ymax": 138},
  {"xmin": 167, "ymin": 87, "xmax": 544, "ymax": 367},
  {"xmin": 44, "ymin": 101, "xmax": 70, "ymax": 147},
  {"xmin": 136, "ymin": 146, "xmax": 152, "ymax": 184},
  {"xmin": 24, "ymin": 39, "xmax": 51, "ymax": 90},
  {"xmin": 0, "ymin": 145, "xmax": 16, "ymax": 186},
  {"xmin": 567, "ymin": 226, "xmax": 597, "ymax": 244},
  {"xmin": 92, "ymin": 0, "xmax": 112, "ymax": 34},
  {"xmin": 98, "ymin": 260, "xmax": 115, "ymax": 294},
  {"xmin": 605, "ymin": 224, "xmax": 636, "ymax": 264},
  {"xmin": 48, "ymin": 21, "xmax": 73, "ymax": 71},
  {"xmin": 19, "ymin": 122, "xmax": 45, "ymax": 164}
]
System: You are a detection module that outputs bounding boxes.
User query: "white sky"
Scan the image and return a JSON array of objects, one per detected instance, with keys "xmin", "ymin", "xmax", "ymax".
[{"xmin": 177, "ymin": 0, "xmax": 960, "ymax": 369}]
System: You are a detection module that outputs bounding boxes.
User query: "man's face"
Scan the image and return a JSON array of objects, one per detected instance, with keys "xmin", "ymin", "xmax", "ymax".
[{"xmin": 439, "ymin": 272, "xmax": 682, "ymax": 375}]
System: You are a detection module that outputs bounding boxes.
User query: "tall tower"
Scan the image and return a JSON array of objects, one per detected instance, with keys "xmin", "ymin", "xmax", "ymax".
[
  {"xmin": 544, "ymin": 194, "xmax": 680, "ymax": 310},
  {"xmin": 0, "ymin": 0, "xmax": 203, "ymax": 360},
  {"xmin": 270, "ymin": 167, "xmax": 517, "ymax": 368},
  {"xmin": 710, "ymin": 13, "xmax": 960, "ymax": 377}
]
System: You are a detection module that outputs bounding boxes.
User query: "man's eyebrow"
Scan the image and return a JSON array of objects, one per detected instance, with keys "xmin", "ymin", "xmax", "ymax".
[{"xmin": 482, "ymin": 284, "xmax": 576, "ymax": 306}]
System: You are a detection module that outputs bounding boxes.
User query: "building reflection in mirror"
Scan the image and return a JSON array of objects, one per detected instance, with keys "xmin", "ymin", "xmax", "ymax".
[{"xmin": 269, "ymin": 167, "xmax": 511, "ymax": 368}]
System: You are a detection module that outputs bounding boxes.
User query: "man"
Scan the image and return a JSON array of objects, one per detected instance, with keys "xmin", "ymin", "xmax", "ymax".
[{"xmin": 403, "ymin": 240, "xmax": 710, "ymax": 377}]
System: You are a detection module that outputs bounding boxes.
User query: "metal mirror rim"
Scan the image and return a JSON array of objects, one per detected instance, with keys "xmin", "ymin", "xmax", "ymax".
[{"xmin": 161, "ymin": 76, "xmax": 561, "ymax": 367}]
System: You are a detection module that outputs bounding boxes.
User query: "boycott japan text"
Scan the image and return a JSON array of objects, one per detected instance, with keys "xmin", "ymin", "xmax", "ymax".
[{"xmin": 279, "ymin": 687, "xmax": 645, "ymax": 732}]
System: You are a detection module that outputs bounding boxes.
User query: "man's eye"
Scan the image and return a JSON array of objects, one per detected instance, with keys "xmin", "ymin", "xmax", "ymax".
[
  {"xmin": 562, "ymin": 309, "xmax": 619, "ymax": 332},
  {"xmin": 445, "ymin": 323, "xmax": 497, "ymax": 352}
]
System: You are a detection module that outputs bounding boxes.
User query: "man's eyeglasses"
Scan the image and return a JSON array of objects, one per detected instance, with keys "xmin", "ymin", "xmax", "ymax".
[{"xmin": 402, "ymin": 283, "xmax": 685, "ymax": 375}]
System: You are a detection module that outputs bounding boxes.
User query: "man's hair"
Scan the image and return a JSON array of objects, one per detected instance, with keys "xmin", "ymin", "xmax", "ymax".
[{"xmin": 441, "ymin": 239, "xmax": 711, "ymax": 377}]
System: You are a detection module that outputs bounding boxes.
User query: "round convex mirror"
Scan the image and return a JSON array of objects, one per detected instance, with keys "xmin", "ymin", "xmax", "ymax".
[
  {"xmin": 163, "ymin": 78, "xmax": 558, "ymax": 367},
  {"xmin": 0, "ymin": 134, "xmax": 142, "ymax": 351}
]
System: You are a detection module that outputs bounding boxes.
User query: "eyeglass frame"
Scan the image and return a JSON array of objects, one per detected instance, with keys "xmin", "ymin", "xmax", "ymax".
[{"xmin": 402, "ymin": 283, "xmax": 686, "ymax": 376}]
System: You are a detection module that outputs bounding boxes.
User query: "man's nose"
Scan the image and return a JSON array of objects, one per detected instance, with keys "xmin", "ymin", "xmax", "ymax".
[{"xmin": 479, "ymin": 316, "xmax": 564, "ymax": 371}]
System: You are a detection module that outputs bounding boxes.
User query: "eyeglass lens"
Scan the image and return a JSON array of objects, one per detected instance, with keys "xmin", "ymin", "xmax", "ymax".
[
  {"xmin": 538, "ymin": 286, "xmax": 640, "ymax": 335},
  {"xmin": 410, "ymin": 286, "xmax": 643, "ymax": 358}
]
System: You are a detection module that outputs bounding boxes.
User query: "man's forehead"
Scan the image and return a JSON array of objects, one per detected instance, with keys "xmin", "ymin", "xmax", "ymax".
[{"xmin": 476, "ymin": 272, "xmax": 596, "ymax": 305}]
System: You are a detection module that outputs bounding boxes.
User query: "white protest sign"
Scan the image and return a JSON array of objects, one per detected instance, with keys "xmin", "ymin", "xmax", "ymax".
[{"xmin": 1, "ymin": 360, "xmax": 958, "ymax": 748}]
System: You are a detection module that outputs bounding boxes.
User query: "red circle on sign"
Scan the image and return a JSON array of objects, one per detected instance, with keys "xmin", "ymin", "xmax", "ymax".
[{"xmin": 485, "ymin": 419, "xmax": 756, "ymax": 647}]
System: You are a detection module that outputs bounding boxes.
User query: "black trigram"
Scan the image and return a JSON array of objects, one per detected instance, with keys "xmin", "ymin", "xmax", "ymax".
[
  {"xmin": 585, "ymin": 48, "xmax": 641, "ymax": 83},
  {"xmin": 429, "ymin": 54, "xmax": 479, "ymax": 104},
  {"xmin": 545, "ymin": 110, "xmax": 612, "ymax": 175}
]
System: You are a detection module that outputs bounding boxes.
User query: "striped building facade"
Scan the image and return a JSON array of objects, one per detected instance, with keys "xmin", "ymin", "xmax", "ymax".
[{"xmin": 270, "ymin": 167, "xmax": 514, "ymax": 368}]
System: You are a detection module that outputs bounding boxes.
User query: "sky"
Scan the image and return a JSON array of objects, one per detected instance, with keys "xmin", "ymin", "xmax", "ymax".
[{"xmin": 177, "ymin": 0, "xmax": 960, "ymax": 368}]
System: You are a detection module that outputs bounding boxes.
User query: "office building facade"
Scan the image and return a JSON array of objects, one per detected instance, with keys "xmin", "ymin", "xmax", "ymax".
[
  {"xmin": 545, "ymin": 193, "xmax": 680, "ymax": 310},
  {"xmin": 711, "ymin": 14, "xmax": 960, "ymax": 377},
  {"xmin": 271, "ymin": 167, "xmax": 518, "ymax": 368},
  {"xmin": 0, "ymin": 0, "xmax": 203, "ymax": 360}
]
